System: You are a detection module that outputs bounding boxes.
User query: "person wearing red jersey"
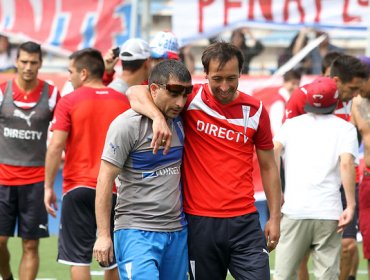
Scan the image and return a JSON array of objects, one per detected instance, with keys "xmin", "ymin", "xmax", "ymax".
[
  {"xmin": 285, "ymin": 54, "xmax": 367, "ymax": 122},
  {"xmin": 127, "ymin": 42, "xmax": 281, "ymax": 280},
  {"xmin": 0, "ymin": 41, "xmax": 60, "ymax": 280},
  {"xmin": 44, "ymin": 48, "xmax": 130, "ymax": 280},
  {"xmin": 351, "ymin": 56, "xmax": 370, "ymax": 280},
  {"xmin": 285, "ymin": 54, "xmax": 369, "ymax": 280}
]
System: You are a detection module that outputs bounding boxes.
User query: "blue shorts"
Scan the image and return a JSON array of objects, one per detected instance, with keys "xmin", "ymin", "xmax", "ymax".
[{"xmin": 114, "ymin": 228, "xmax": 188, "ymax": 280}]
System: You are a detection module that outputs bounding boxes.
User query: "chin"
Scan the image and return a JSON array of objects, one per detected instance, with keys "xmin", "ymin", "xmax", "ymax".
[{"xmin": 166, "ymin": 113, "xmax": 179, "ymax": 119}]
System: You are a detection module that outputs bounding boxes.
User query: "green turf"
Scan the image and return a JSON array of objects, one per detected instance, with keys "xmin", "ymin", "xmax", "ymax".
[
  {"xmin": 9, "ymin": 236, "xmax": 102, "ymax": 280},
  {"xmin": 8, "ymin": 236, "xmax": 369, "ymax": 279}
]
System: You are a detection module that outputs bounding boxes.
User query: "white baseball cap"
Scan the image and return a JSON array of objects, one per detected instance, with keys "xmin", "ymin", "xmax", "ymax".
[{"xmin": 119, "ymin": 38, "xmax": 150, "ymax": 61}]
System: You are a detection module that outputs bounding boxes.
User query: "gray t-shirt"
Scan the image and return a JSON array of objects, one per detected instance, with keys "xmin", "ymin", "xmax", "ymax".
[
  {"xmin": 108, "ymin": 77, "xmax": 129, "ymax": 94},
  {"xmin": 102, "ymin": 109, "xmax": 187, "ymax": 232}
]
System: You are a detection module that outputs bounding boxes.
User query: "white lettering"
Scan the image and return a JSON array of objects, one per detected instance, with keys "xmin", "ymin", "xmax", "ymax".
[
  {"xmin": 157, "ymin": 166, "xmax": 181, "ymax": 176},
  {"xmin": 197, "ymin": 120, "xmax": 205, "ymax": 131},
  {"xmin": 4, "ymin": 127, "xmax": 42, "ymax": 140},
  {"xmin": 217, "ymin": 127, "xmax": 226, "ymax": 139},
  {"xmin": 196, "ymin": 120, "xmax": 249, "ymax": 143},
  {"xmin": 209, "ymin": 124, "xmax": 218, "ymax": 136},
  {"xmin": 226, "ymin": 129, "xmax": 234, "ymax": 140}
]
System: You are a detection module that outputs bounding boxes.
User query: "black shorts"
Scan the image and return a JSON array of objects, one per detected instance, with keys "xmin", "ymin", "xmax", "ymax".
[
  {"xmin": 0, "ymin": 182, "xmax": 49, "ymax": 239},
  {"xmin": 340, "ymin": 184, "xmax": 359, "ymax": 239},
  {"xmin": 57, "ymin": 187, "xmax": 116, "ymax": 269},
  {"xmin": 187, "ymin": 212, "xmax": 270, "ymax": 280}
]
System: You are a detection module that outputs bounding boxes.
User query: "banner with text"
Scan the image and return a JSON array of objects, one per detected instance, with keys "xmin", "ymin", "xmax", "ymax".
[
  {"xmin": 0, "ymin": 0, "xmax": 134, "ymax": 55},
  {"xmin": 173, "ymin": 0, "xmax": 369, "ymax": 45}
]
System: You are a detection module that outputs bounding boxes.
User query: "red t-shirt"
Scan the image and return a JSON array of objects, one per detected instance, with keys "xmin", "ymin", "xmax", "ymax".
[
  {"xmin": 51, "ymin": 86, "xmax": 130, "ymax": 194},
  {"xmin": 0, "ymin": 79, "xmax": 60, "ymax": 185},
  {"xmin": 182, "ymin": 84, "xmax": 273, "ymax": 217}
]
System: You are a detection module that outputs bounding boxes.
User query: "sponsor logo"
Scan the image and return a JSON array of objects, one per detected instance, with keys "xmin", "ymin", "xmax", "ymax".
[
  {"xmin": 109, "ymin": 142, "xmax": 119, "ymax": 155},
  {"xmin": 14, "ymin": 109, "xmax": 36, "ymax": 127},
  {"xmin": 196, "ymin": 120, "xmax": 248, "ymax": 143},
  {"xmin": 142, "ymin": 166, "xmax": 181, "ymax": 179},
  {"xmin": 3, "ymin": 127, "xmax": 42, "ymax": 140},
  {"xmin": 262, "ymin": 248, "xmax": 269, "ymax": 255}
]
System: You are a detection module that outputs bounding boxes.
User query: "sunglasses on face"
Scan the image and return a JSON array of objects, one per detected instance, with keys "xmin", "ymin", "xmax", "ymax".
[{"xmin": 158, "ymin": 83, "xmax": 193, "ymax": 95}]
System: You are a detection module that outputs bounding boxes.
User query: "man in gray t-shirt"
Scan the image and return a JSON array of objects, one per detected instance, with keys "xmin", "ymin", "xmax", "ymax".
[
  {"xmin": 93, "ymin": 59, "xmax": 193, "ymax": 280},
  {"xmin": 107, "ymin": 38, "xmax": 151, "ymax": 94}
]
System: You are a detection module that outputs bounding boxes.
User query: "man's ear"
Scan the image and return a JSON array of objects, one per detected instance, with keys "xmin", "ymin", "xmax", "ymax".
[
  {"xmin": 332, "ymin": 76, "xmax": 340, "ymax": 85},
  {"xmin": 80, "ymin": 68, "xmax": 89, "ymax": 82},
  {"xmin": 149, "ymin": 83, "xmax": 159, "ymax": 98}
]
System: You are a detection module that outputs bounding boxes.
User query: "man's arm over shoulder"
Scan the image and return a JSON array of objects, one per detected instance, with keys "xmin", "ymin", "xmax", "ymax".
[{"xmin": 126, "ymin": 85, "xmax": 172, "ymax": 154}]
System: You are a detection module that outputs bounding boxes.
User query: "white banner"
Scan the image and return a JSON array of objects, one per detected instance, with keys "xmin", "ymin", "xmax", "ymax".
[{"xmin": 173, "ymin": 0, "xmax": 369, "ymax": 45}]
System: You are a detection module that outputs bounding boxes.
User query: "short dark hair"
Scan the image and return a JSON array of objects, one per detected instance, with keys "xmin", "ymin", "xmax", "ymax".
[
  {"xmin": 321, "ymin": 51, "xmax": 341, "ymax": 75},
  {"xmin": 69, "ymin": 48, "xmax": 105, "ymax": 79},
  {"xmin": 149, "ymin": 59, "xmax": 191, "ymax": 85},
  {"xmin": 121, "ymin": 59, "xmax": 146, "ymax": 72},
  {"xmin": 330, "ymin": 54, "xmax": 369, "ymax": 83},
  {"xmin": 201, "ymin": 42, "xmax": 244, "ymax": 74},
  {"xmin": 283, "ymin": 69, "xmax": 302, "ymax": 82},
  {"xmin": 17, "ymin": 41, "xmax": 42, "ymax": 62}
]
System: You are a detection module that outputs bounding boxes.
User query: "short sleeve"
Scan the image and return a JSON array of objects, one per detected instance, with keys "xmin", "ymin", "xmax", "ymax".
[
  {"xmin": 101, "ymin": 112, "xmax": 137, "ymax": 168},
  {"xmin": 50, "ymin": 95, "xmax": 72, "ymax": 132},
  {"xmin": 339, "ymin": 124, "xmax": 359, "ymax": 165},
  {"xmin": 254, "ymin": 103, "xmax": 274, "ymax": 150}
]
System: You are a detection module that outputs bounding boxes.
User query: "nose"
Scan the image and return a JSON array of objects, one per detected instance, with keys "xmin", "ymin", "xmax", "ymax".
[
  {"xmin": 24, "ymin": 62, "xmax": 32, "ymax": 71},
  {"xmin": 175, "ymin": 95, "xmax": 187, "ymax": 108},
  {"xmin": 220, "ymin": 80, "xmax": 229, "ymax": 91}
]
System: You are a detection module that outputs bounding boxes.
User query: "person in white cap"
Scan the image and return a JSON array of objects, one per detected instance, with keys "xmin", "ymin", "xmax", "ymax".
[
  {"xmin": 106, "ymin": 38, "xmax": 151, "ymax": 94},
  {"xmin": 273, "ymin": 77, "xmax": 358, "ymax": 280},
  {"xmin": 149, "ymin": 31, "xmax": 180, "ymax": 69}
]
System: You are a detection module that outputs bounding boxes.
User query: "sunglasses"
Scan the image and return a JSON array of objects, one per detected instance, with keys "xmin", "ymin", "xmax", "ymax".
[{"xmin": 158, "ymin": 83, "xmax": 193, "ymax": 95}]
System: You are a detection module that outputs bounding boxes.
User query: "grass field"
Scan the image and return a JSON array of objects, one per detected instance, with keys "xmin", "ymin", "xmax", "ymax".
[{"xmin": 8, "ymin": 236, "xmax": 369, "ymax": 279}]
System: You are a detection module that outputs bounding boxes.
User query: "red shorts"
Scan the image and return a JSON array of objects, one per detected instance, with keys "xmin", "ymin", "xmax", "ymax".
[{"xmin": 359, "ymin": 170, "xmax": 370, "ymax": 259}]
